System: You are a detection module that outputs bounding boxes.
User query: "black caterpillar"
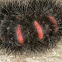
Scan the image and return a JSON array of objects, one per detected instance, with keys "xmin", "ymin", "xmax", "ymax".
[{"xmin": 0, "ymin": 0, "xmax": 62, "ymax": 54}]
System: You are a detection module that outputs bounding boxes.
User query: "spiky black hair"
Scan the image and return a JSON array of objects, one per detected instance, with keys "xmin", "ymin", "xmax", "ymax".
[{"xmin": 0, "ymin": 0, "xmax": 62, "ymax": 54}]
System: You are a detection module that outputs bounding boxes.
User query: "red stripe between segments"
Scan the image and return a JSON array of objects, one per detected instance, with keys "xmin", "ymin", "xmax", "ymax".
[
  {"xmin": 34, "ymin": 21, "xmax": 43, "ymax": 40},
  {"xmin": 48, "ymin": 16, "xmax": 58, "ymax": 32},
  {"xmin": 17, "ymin": 25, "xmax": 24, "ymax": 44},
  {"xmin": 3, "ymin": 36, "xmax": 5, "ymax": 41}
]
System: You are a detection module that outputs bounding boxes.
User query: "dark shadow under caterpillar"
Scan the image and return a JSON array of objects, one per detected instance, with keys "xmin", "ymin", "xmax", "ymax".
[{"xmin": 0, "ymin": 0, "xmax": 62, "ymax": 54}]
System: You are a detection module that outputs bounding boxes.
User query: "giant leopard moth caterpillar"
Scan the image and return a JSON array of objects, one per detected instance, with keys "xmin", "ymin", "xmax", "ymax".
[{"xmin": 0, "ymin": 0, "xmax": 62, "ymax": 54}]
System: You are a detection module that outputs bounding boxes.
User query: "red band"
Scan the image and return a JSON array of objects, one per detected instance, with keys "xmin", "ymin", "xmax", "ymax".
[
  {"xmin": 17, "ymin": 25, "xmax": 24, "ymax": 44},
  {"xmin": 3, "ymin": 36, "xmax": 5, "ymax": 41},
  {"xmin": 48, "ymin": 16, "xmax": 58, "ymax": 32},
  {"xmin": 34, "ymin": 21, "xmax": 43, "ymax": 40}
]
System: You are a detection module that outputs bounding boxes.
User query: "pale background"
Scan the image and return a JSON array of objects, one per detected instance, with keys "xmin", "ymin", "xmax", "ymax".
[{"xmin": 0, "ymin": 0, "xmax": 62, "ymax": 62}]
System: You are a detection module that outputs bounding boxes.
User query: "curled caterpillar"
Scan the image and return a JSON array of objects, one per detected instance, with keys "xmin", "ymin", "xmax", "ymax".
[{"xmin": 0, "ymin": 0, "xmax": 62, "ymax": 54}]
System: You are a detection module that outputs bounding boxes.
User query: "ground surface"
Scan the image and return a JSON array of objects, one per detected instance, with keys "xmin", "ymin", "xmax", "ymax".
[{"xmin": 0, "ymin": 0, "xmax": 62, "ymax": 62}]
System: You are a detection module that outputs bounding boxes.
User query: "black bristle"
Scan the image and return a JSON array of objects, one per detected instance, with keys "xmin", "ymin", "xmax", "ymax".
[{"xmin": 0, "ymin": 0, "xmax": 62, "ymax": 54}]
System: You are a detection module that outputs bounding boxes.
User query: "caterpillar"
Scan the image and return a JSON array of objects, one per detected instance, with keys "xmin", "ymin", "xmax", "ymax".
[{"xmin": 0, "ymin": 0, "xmax": 62, "ymax": 54}]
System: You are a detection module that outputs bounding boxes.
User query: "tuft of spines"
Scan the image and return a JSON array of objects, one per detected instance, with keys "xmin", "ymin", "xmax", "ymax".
[{"xmin": 0, "ymin": 0, "xmax": 62, "ymax": 54}]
